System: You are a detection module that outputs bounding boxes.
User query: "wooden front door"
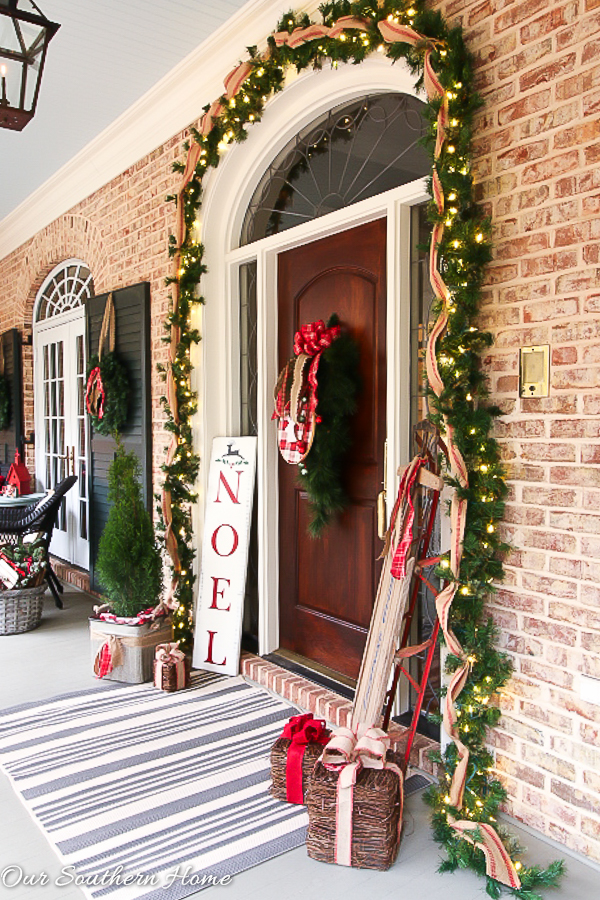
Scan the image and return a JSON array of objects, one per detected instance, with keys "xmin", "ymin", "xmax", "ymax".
[{"xmin": 277, "ymin": 218, "xmax": 387, "ymax": 680}]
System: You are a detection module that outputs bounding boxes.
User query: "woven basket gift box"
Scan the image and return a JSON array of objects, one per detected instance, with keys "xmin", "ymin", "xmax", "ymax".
[
  {"xmin": 270, "ymin": 713, "xmax": 331, "ymax": 804},
  {"xmin": 305, "ymin": 725, "xmax": 404, "ymax": 870},
  {"xmin": 153, "ymin": 642, "xmax": 191, "ymax": 691}
]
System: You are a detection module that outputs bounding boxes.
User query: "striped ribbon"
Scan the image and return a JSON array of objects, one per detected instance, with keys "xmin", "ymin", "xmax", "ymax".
[{"xmin": 168, "ymin": 14, "xmax": 520, "ymax": 886}]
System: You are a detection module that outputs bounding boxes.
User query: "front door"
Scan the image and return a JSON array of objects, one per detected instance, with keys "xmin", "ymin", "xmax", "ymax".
[
  {"xmin": 277, "ymin": 218, "xmax": 387, "ymax": 679},
  {"xmin": 34, "ymin": 314, "xmax": 89, "ymax": 568}
]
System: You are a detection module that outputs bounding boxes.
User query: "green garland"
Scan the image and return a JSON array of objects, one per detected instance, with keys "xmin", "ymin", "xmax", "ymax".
[
  {"xmin": 161, "ymin": 2, "xmax": 564, "ymax": 893},
  {"xmin": 295, "ymin": 316, "xmax": 361, "ymax": 536},
  {"xmin": 86, "ymin": 353, "xmax": 129, "ymax": 437},
  {"xmin": 0, "ymin": 375, "xmax": 10, "ymax": 432}
]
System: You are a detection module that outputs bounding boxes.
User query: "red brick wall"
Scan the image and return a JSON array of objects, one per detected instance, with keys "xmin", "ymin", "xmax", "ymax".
[
  {"xmin": 0, "ymin": 0, "xmax": 599, "ymax": 864},
  {"xmin": 0, "ymin": 131, "xmax": 188, "ymax": 477},
  {"xmin": 432, "ymin": 0, "xmax": 600, "ymax": 863}
]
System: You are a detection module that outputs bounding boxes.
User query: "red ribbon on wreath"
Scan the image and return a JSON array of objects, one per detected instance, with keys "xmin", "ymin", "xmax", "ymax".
[
  {"xmin": 293, "ymin": 319, "xmax": 340, "ymax": 356},
  {"xmin": 86, "ymin": 366, "xmax": 106, "ymax": 420},
  {"xmin": 273, "ymin": 319, "xmax": 341, "ymax": 465},
  {"xmin": 281, "ymin": 712, "xmax": 331, "ymax": 803}
]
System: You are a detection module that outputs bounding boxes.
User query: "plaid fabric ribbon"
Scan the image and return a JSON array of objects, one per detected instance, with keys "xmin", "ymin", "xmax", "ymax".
[
  {"xmin": 390, "ymin": 458, "xmax": 426, "ymax": 580},
  {"xmin": 93, "ymin": 635, "xmax": 123, "ymax": 679},
  {"xmin": 85, "ymin": 366, "xmax": 105, "ymax": 419},
  {"xmin": 293, "ymin": 319, "xmax": 340, "ymax": 356}
]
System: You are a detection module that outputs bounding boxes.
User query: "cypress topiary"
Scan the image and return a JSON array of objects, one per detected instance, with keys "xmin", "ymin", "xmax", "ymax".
[{"xmin": 96, "ymin": 438, "xmax": 162, "ymax": 618}]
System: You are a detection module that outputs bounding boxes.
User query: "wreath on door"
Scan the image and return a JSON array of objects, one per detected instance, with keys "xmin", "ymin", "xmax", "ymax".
[
  {"xmin": 273, "ymin": 314, "xmax": 361, "ymax": 536},
  {"xmin": 86, "ymin": 293, "xmax": 129, "ymax": 436}
]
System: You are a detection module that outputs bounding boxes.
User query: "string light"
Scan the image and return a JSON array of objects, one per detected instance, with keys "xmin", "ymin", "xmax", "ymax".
[{"xmin": 159, "ymin": 8, "xmax": 561, "ymax": 891}]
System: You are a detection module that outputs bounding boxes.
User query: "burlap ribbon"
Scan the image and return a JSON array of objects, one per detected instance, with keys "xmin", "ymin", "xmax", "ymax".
[
  {"xmin": 321, "ymin": 725, "xmax": 403, "ymax": 867},
  {"xmin": 154, "ymin": 642, "xmax": 187, "ymax": 690}
]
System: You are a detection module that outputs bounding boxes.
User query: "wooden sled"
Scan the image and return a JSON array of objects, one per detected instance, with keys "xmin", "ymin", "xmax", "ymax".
[{"xmin": 352, "ymin": 422, "xmax": 446, "ymax": 773}]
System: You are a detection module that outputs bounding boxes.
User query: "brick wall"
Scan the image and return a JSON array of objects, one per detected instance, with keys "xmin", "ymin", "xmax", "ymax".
[
  {"xmin": 433, "ymin": 0, "xmax": 600, "ymax": 863},
  {"xmin": 0, "ymin": 131, "xmax": 188, "ymax": 478},
  {"xmin": 0, "ymin": 0, "xmax": 598, "ymax": 865}
]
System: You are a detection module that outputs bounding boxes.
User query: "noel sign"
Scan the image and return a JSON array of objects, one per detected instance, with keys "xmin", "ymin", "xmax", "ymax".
[{"xmin": 192, "ymin": 437, "xmax": 257, "ymax": 676}]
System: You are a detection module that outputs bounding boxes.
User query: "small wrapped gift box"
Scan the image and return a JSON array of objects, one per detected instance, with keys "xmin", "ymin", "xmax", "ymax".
[
  {"xmin": 270, "ymin": 713, "xmax": 331, "ymax": 804},
  {"xmin": 306, "ymin": 725, "xmax": 404, "ymax": 870},
  {"xmin": 153, "ymin": 642, "xmax": 191, "ymax": 691}
]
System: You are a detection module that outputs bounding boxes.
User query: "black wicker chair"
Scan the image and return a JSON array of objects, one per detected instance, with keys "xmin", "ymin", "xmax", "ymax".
[{"xmin": 0, "ymin": 475, "xmax": 78, "ymax": 608}]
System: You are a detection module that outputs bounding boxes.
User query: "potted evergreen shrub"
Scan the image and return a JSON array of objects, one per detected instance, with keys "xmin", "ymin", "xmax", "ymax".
[{"xmin": 89, "ymin": 439, "xmax": 172, "ymax": 682}]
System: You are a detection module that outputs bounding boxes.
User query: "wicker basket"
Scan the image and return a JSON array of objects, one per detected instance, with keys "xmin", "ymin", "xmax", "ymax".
[
  {"xmin": 306, "ymin": 750, "xmax": 404, "ymax": 870},
  {"xmin": 0, "ymin": 584, "xmax": 46, "ymax": 635},
  {"xmin": 270, "ymin": 737, "xmax": 326, "ymax": 804}
]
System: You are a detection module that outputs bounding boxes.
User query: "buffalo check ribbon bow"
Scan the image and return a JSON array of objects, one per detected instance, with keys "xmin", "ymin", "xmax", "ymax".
[
  {"xmin": 281, "ymin": 713, "xmax": 331, "ymax": 804},
  {"xmin": 154, "ymin": 642, "xmax": 187, "ymax": 690},
  {"xmin": 321, "ymin": 725, "xmax": 403, "ymax": 867}
]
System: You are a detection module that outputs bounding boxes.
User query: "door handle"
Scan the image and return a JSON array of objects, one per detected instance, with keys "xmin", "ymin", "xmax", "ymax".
[{"xmin": 377, "ymin": 440, "xmax": 388, "ymax": 540}]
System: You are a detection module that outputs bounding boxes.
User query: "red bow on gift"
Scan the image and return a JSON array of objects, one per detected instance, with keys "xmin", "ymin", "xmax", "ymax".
[
  {"xmin": 281, "ymin": 713, "xmax": 331, "ymax": 804},
  {"xmin": 294, "ymin": 320, "xmax": 341, "ymax": 357}
]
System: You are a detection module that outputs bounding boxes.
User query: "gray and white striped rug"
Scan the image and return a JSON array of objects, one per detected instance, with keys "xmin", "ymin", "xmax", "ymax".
[{"xmin": 0, "ymin": 673, "xmax": 308, "ymax": 900}]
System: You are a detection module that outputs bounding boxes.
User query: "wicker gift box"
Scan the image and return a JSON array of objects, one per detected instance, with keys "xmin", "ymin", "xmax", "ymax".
[
  {"xmin": 270, "ymin": 713, "xmax": 331, "ymax": 804},
  {"xmin": 153, "ymin": 642, "xmax": 191, "ymax": 691},
  {"xmin": 306, "ymin": 725, "xmax": 404, "ymax": 870},
  {"xmin": 90, "ymin": 616, "xmax": 173, "ymax": 683}
]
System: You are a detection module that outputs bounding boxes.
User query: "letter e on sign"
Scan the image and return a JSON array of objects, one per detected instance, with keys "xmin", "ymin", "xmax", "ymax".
[{"xmin": 192, "ymin": 438, "xmax": 257, "ymax": 675}]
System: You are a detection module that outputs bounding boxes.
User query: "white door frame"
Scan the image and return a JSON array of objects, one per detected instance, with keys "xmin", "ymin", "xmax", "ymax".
[{"xmin": 196, "ymin": 56, "xmax": 429, "ymax": 655}]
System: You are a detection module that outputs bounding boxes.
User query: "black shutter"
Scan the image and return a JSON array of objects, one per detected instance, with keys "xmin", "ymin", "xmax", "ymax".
[
  {"xmin": 85, "ymin": 283, "xmax": 152, "ymax": 592},
  {"xmin": 0, "ymin": 328, "xmax": 23, "ymax": 474}
]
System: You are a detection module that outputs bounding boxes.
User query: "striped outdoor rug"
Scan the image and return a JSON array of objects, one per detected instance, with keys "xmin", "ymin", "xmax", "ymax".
[{"xmin": 0, "ymin": 673, "xmax": 309, "ymax": 900}]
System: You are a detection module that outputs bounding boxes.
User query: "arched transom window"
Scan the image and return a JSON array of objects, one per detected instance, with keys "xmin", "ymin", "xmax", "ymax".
[
  {"xmin": 35, "ymin": 260, "xmax": 94, "ymax": 323},
  {"xmin": 240, "ymin": 91, "xmax": 429, "ymax": 246}
]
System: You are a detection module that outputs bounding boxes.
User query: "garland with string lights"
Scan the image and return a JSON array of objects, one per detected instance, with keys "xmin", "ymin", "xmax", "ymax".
[{"xmin": 160, "ymin": 2, "xmax": 564, "ymax": 894}]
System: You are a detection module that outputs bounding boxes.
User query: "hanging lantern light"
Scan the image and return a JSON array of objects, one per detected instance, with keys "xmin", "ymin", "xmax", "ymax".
[{"xmin": 0, "ymin": 0, "xmax": 60, "ymax": 131}]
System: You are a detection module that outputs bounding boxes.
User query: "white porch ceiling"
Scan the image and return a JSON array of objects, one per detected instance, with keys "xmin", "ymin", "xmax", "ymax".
[{"xmin": 0, "ymin": 0, "xmax": 250, "ymax": 221}]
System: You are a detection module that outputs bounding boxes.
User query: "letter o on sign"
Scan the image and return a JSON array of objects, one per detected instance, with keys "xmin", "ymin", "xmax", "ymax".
[{"xmin": 211, "ymin": 524, "xmax": 239, "ymax": 557}]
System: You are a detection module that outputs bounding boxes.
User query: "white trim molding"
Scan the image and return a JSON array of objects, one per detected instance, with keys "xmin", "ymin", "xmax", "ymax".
[
  {"xmin": 0, "ymin": 0, "xmax": 321, "ymax": 260},
  {"xmin": 196, "ymin": 56, "xmax": 429, "ymax": 655}
]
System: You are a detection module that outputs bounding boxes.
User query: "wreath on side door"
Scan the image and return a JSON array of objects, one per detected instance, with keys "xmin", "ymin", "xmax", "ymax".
[
  {"xmin": 273, "ymin": 314, "xmax": 361, "ymax": 536},
  {"xmin": 86, "ymin": 293, "xmax": 129, "ymax": 437}
]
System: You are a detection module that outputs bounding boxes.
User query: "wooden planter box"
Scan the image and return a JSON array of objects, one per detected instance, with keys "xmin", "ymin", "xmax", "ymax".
[{"xmin": 89, "ymin": 617, "xmax": 173, "ymax": 683}]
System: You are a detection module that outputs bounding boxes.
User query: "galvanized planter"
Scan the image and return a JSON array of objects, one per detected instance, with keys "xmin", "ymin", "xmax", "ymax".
[{"xmin": 89, "ymin": 616, "xmax": 173, "ymax": 683}]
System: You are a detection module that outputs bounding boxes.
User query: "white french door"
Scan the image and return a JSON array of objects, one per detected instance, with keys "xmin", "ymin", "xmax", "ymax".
[{"xmin": 34, "ymin": 310, "xmax": 89, "ymax": 568}]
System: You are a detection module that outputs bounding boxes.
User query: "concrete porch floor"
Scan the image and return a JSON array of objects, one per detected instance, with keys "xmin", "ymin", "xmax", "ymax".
[{"xmin": 0, "ymin": 585, "xmax": 597, "ymax": 900}]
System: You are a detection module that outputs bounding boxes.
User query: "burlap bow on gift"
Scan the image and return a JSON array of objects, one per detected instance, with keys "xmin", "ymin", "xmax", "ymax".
[
  {"xmin": 280, "ymin": 713, "xmax": 331, "ymax": 804},
  {"xmin": 154, "ymin": 642, "xmax": 187, "ymax": 690},
  {"xmin": 321, "ymin": 725, "xmax": 403, "ymax": 867}
]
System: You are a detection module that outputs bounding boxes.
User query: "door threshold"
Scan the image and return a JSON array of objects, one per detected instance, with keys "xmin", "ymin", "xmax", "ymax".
[{"xmin": 264, "ymin": 649, "xmax": 355, "ymax": 701}]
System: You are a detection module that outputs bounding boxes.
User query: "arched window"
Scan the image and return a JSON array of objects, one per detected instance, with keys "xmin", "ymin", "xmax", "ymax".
[
  {"xmin": 240, "ymin": 92, "xmax": 429, "ymax": 246},
  {"xmin": 35, "ymin": 260, "xmax": 94, "ymax": 322}
]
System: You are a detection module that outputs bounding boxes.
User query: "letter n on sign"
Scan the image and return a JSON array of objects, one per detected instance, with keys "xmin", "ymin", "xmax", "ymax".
[{"xmin": 192, "ymin": 437, "xmax": 257, "ymax": 675}]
